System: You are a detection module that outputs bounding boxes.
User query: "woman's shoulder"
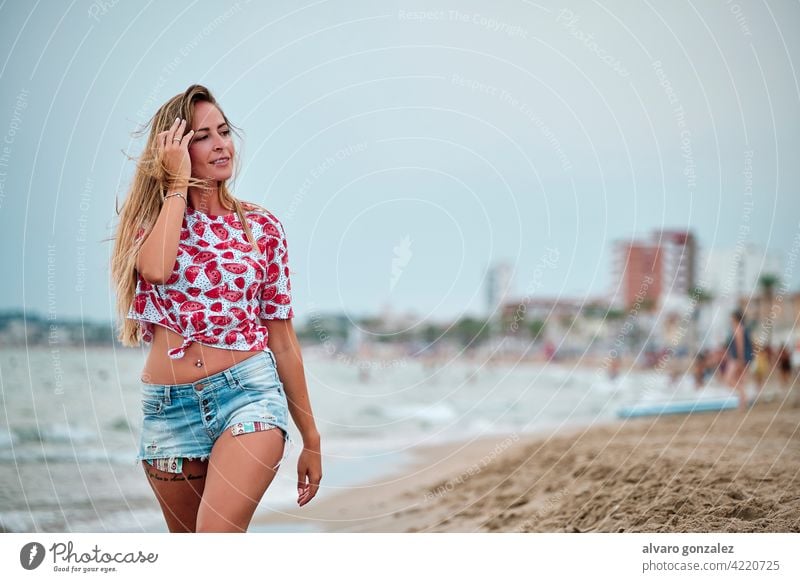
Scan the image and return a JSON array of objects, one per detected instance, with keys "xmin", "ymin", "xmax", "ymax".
[{"xmin": 239, "ymin": 200, "xmax": 286, "ymax": 231}]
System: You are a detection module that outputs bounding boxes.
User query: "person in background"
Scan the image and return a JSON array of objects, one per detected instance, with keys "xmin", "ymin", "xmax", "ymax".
[
  {"xmin": 608, "ymin": 353, "xmax": 621, "ymax": 381},
  {"xmin": 776, "ymin": 343, "xmax": 794, "ymax": 392},
  {"xmin": 713, "ymin": 346, "xmax": 728, "ymax": 384},
  {"xmin": 692, "ymin": 349, "xmax": 709, "ymax": 390},
  {"xmin": 751, "ymin": 339, "xmax": 772, "ymax": 399},
  {"xmin": 724, "ymin": 309, "xmax": 754, "ymax": 412}
]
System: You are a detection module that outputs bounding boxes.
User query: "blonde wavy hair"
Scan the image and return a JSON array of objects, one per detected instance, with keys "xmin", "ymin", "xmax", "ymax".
[{"xmin": 110, "ymin": 84, "xmax": 266, "ymax": 348}]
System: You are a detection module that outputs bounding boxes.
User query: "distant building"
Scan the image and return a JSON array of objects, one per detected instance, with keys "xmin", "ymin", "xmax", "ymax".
[
  {"xmin": 656, "ymin": 229, "xmax": 697, "ymax": 299},
  {"xmin": 499, "ymin": 294, "xmax": 612, "ymax": 351},
  {"xmin": 610, "ymin": 229, "xmax": 696, "ymax": 310},
  {"xmin": 611, "ymin": 239, "xmax": 662, "ymax": 310},
  {"xmin": 485, "ymin": 261, "xmax": 513, "ymax": 319},
  {"xmin": 500, "ymin": 295, "xmax": 610, "ymax": 330},
  {"xmin": 699, "ymin": 244, "xmax": 782, "ymax": 304},
  {"xmin": 502, "ymin": 295, "xmax": 586, "ymax": 321}
]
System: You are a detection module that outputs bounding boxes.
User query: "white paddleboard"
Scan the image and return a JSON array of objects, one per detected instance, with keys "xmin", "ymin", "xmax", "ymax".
[
  {"xmin": 616, "ymin": 384, "xmax": 755, "ymax": 418},
  {"xmin": 617, "ymin": 396, "xmax": 742, "ymax": 418}
]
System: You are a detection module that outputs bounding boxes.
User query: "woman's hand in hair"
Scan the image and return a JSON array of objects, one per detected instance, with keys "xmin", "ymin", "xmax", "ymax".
[{"xmin": 156, "ymin": 117, "xmax": 194, "ymax": 189}]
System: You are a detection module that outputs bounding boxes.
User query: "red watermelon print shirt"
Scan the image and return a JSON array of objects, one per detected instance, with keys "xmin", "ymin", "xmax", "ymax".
[{"xmin": 127, "ymin": 204, "xmax": 294, "ymax": 360}]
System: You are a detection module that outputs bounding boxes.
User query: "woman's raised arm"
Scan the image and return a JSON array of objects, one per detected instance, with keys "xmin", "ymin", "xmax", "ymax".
[{"xmin": 136, "ymin": 117, "xmax": 193, "ymax": 284}]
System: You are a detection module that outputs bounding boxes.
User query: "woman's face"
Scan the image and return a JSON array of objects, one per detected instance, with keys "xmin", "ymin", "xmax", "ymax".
[{"xmin": 187, "ymin": 100, "xmax": 234, "ymax": 181}]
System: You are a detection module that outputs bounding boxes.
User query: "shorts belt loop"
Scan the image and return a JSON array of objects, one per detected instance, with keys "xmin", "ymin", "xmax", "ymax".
[
  {"xmin": 223, "ymin": 368, "xmax": 236, "ymax": 385},
  {"xmin": 163, "ymin": 385, "xmax": 171, "ymax": 406}
]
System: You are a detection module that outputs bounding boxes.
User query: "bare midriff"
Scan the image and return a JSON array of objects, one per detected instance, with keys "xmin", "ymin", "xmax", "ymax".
[{"xmin": 140, "ymin": 324, "xmax": 264, "ymax": 389}]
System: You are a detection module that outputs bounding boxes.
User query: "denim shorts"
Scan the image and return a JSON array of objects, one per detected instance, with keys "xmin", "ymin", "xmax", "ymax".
[{"xmin": 133, "ymin": 349, "xmax": 295, "ymax": 474}]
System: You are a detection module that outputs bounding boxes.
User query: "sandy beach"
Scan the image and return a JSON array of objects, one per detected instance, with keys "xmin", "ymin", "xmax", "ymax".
[{"xmin": 253, "ymin": 388, "xmax": 800, "ymax": 533}]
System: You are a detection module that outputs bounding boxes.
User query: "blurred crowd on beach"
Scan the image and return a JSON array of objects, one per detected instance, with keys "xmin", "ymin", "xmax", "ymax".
[{"xmin": 692, "ymin": 308, "xmax": 795, "ymax": 411}]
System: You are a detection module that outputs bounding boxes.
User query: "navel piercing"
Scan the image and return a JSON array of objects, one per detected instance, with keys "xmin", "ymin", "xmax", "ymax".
[{"xmin": 195, "ymin": 359, "xmax": 204, "ymax": 368}]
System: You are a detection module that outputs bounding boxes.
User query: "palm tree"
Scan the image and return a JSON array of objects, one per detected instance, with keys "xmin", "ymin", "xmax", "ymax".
[{"xmin": 528, "ymin": 319, "xmax": 545, "ymax": 342}]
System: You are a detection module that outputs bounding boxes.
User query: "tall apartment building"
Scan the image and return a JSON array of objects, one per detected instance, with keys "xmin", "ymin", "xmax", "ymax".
[
  {"xmin": 486, "ymin": 261, "xmax": 513, "ymax": 319},
  {"xmin": 655, "ymin": 229, "xmax": 697, "ymax": 299},
  {"xmin": 610, "ymin": 229, "xmax": 696, "ymax": 310},
  {"xmin": 699, "ymin": 244, "xmax": 782, "ymax": 303}
]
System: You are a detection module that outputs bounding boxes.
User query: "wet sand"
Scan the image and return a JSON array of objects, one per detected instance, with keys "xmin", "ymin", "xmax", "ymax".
[{"xmin": 252, "ymin": 388, "xmax": 800, "ymax": 532}]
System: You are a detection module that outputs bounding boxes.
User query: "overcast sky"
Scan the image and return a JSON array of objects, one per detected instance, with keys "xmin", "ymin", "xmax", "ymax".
[{"xmin": 1, "ymin": 0, "xmax": 798, "ymax": 325}]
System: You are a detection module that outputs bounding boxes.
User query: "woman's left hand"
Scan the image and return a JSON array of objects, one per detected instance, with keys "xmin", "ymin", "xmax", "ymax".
[{"xmin": 297, "ymin": 440, "xmax": 322, "ymax": 507}]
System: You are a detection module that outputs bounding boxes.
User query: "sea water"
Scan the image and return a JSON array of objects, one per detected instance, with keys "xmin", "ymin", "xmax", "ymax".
[{"xmin": 0, "ymin": 345, "xmax": 676, "ymax": 532}]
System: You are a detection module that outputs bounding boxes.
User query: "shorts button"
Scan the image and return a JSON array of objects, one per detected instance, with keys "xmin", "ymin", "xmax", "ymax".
[
  {"xmin": 202, "ymin": 399, "xmax": 208, "ymax": 405},
  {"xmin": 205, "ymin": 414, "xmax": 212, "ymax": 421}
]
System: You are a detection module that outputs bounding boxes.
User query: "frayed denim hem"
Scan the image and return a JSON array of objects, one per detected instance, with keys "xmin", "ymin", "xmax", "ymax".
[
  {"xmin": 134, "ymin": 454, "xmax": 211, "ymax": 474},
  {"xmin": 133, "ymin": 427, "xmax": 295, "ymax": 474},
  {"xmin": 227, "ymin": 421, "xmax": 295, "ymax": 471}
]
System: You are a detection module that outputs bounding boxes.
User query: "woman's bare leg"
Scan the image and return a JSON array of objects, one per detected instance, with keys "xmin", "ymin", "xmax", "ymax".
[
  {"xmin": 195, "ymin": 427, "xmax": 285, "ymax": 532},
  {"xmin": 142, "ymin": 458, "xmax": 208, "ymax": 532},
  {"xmin": 725, "ymin": 360, "xmax": 749, "ymax": 412}
]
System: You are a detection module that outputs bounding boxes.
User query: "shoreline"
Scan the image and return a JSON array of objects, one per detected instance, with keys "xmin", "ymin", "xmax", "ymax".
[
  {"xmin": 250, "ymin": 416, "xmax": 661, "ymax": 533},
  {"xmin": 252, "ymin": 389, "xmax": 800, "ymax": 533},
  {"xmin": 2, "ymin": 344, "xmax": 640, "ymax": 371}
]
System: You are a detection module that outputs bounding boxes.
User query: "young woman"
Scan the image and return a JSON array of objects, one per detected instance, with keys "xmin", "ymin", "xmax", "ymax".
[{"xmin": 110, "ymin": 84, "xmax": 321, "ymax": 532}]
